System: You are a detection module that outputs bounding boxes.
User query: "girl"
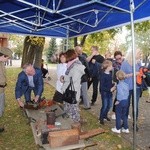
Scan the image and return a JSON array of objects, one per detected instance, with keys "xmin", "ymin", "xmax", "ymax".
[{"xmin": 99, "ymin": 60, "xmax": 116, "ymax": 125}]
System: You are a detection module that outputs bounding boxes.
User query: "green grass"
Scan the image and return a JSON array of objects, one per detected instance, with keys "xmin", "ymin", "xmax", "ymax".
[
  {"xmin": 0, "ymin": 68, "xmax": 132, "ymax": 150},
  {"xmin": 80, "ymin": 109, "xmax": 132, "ymax": 150}
]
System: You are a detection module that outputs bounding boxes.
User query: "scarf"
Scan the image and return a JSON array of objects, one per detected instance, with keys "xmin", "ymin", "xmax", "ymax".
[{"xmin": 65, "ymin": 58, "xmax": 81, "ymax": 75}]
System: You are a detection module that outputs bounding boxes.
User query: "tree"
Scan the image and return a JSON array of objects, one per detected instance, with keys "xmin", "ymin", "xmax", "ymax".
[
  {"xmin": 46, "ymin": 38, "xmax": 57, "ymax": 63},
  {"xmin": 83, "ymin": 29, "xmax": 119, "ymax": 55},
  {"xmin": 9, "ymin": 34, "xmax": 24, "ymax": 59},
  {"xmin": 58, "ymin": 39, "xmax": 74, "ymax": 52},
  {"xmin": 21, "ymin": 36, "xmax": 45, "ymax": 68},
  {"xmin": 126, "ymin": 20, "xmax": 150, "ymax": 65}
]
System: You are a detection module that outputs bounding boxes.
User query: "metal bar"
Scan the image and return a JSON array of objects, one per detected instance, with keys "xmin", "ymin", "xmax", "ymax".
[
  {"xmin": 3, "ymin": 17, "xmax": 33, "ymax": 31},
  {"xmin": 42, "ymin": 9, "xmax": 94, "ymax": 27},
  {"xmin": 55, "ymin": 0, "xmax": 63, "ymax": 13},
  {"xmin": 134, "ymin": 0, "xmax": 147, "ymax": 11},
  {"xmin": 59, "ymin": 13, "xmax": 95, "ymax": 28},
  {"xmin": 96, "ymin": 0, "xmax": 130, "ymax": 13},
  {"xmin": 0, "ymin": 10, "xmax": 37, "ymax": 26},
  {"xmin": 66, "ymin": 26, "xmax": 69, "ymax": 51},
  {"xmin": 37, "ymin": 0, "xmax": 41, "ymax": 25},
  {"xmin": 96, "ymin": 0, "xmax": 121, "ymax": 27},
  {"xmin": 17, "ymin": 0, "xmax": 53, "ymax": 13},
  {"xmin": 0, "ymin": 7, "xmax": 33, "ymax": 18},
  {"xmin": 53, "ymin": 0, "xmax": 55, "ymax": 11},
  {"xmin": 40, "ymin": 0, "xmax": 51, "ymax": 24},
  {"xmin": 57, "ymin": 1, "xmax": 95, "ymax": 13},
  {"xmin": 130, "ymin": 0, "xmax": 137, "ymax": 150},
  {"xmin": 38, "ymin": 22, "xmax": 80, "ymax": 34}
]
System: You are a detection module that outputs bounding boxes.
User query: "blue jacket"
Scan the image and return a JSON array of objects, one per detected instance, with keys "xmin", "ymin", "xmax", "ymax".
[{"xmin": 15, "ymin": 68, "xmax": 44, "ymax": 99}]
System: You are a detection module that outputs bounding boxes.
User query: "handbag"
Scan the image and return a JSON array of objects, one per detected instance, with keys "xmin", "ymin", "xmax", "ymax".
[{"xmin": 63, "ymin": 77, "xmax": 77, "ymax": 104}]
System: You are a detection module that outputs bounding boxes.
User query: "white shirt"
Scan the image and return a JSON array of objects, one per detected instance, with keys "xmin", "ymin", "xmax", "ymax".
[{"xmin": 56, "ymin": 63, "xmax": 67, "ymax": 93}]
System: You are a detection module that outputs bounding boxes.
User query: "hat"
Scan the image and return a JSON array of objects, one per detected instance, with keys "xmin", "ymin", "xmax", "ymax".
[{"xmin": 0, "ymin": 47, "xmax": 13, "ymax": 58}]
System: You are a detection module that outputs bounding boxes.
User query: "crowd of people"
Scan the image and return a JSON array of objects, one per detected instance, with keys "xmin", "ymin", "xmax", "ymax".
[{"xmin": 0, "ymin": 45, "xmax": 146, "ymax": 135}]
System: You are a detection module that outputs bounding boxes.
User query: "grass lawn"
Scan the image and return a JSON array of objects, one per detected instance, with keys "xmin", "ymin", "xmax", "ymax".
[{"xmin": 0, "ymin": 68, "xmax": 132, "ymax": 150}]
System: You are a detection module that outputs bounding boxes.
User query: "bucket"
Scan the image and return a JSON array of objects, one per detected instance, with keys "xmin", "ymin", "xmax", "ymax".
[{"xmin": 46, "ymin": 112, "xmax": 56, "ymax": 125}]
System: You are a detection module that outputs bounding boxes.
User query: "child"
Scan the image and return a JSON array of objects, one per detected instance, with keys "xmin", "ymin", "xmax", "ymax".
[
  {"xmin": 99, "ymin": 60, "xmax": 115, "ymax": 125},
  {"xmin": 111, "ymin": 70, "xmax": 129, "ymax": 133}
]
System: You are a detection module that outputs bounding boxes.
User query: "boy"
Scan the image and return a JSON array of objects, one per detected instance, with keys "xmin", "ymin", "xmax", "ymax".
[{"xmin": 111, "ymin": 70, "xmax": 129, "ymax": 133}]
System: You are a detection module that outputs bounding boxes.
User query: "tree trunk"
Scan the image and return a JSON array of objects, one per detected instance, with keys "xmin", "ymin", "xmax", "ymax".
[
  {"xmin": 21, "ymin": 36, "xmax": 31, "ymax": 67},
  {"xmin": 21, "ymin": 36, "xmax": 45, "ymax": 68},
  {"xmin": 74, "ymin": 35, "xmax": 87, "ymax": 47}
]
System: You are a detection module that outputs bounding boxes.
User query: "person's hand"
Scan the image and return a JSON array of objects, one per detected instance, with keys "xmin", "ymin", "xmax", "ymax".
[
  {"xmin": 115, "ymin": 101, "xmax": 119, "ymax": 105},
  {"xmin": 143, "ymin": 74, "xmax": 146, "ymax": 78},
  {"xmin": 126, "ymin": 73, "xmax": 133, "ymax": 78},
  {"xmin": 17, "ymin": 99, "xmax": 24, "ymax": 107},
  {"xmin": 60, "ymin": 75, "xmax": 64, "ymax": 83},
  {"xmin": 91, "ymin": 59, "xmax": 96, "ymax": 64},
  {"xmin": 92, "ymin": 51, "xmax": 97, "ymax": 56},
  {"xmin": 34, "ymin": 95, "xmax": 39, "ymax": 102},
  {"xmin": 110, "ymin": 86, "xmax": 116, "ymax": 92}
]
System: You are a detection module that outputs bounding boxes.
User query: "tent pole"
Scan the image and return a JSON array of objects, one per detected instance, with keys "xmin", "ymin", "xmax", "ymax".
[
  {"xmin": 130, "ymin": 1, "xmax": 137, "ymax": 150},
  {"xmin": 66, "ymin": 26, "xmax": 69, "ymax": 50}
]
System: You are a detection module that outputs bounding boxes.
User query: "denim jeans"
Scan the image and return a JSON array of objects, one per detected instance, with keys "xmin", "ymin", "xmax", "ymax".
[
  {"xmin": 88, "ymin": 77, "xmax": 99, "ymax": 103},
  {"xmin": 126, "ymin": 87, "xmax": 142, "ymax": 121},
  {"xmin": 115, "ymin": 100, "xmax": 128, "ymax": 130},
  {"xmin": 100, "ymin": 91, "xmax": 112, "ymax": 120}
]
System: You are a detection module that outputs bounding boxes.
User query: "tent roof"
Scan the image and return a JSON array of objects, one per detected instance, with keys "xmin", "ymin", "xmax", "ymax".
[{"xmin": 0, "ymin": 0, "xmax": 150, "ymax": 38}]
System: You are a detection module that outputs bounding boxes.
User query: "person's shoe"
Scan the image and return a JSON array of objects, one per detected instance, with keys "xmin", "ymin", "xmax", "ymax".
[
  {"xmin": 104, "ymin": 117, "xmax": 111, "ymax": 121},
  {"xmin": 99, "ymin": 119, "xmax": 104, "ymax": 125},
  {"xmin": 128, "ymin": 115, "xmax": 131, "ymax": 119},
  {"xmin": 0, "ymin": 127, "xmax": 4, "ymax": 133},
  {"xmin": 83, "ymin": 107, "xmax": 91, "ymax": 110},
  {"xmin": 91, "ymin": 102, "xmax": 95, "ymax": 106},
  {"xmin": 122, "ymin": 128, "xmax": 129, "ymax": 133},
  {"xmin": 111, "ymin": 114, "xmax": 116, "ymax": 120},
  {"xmin": 111, "ymin": 127, "xmax": 121, "ymax": 133}
]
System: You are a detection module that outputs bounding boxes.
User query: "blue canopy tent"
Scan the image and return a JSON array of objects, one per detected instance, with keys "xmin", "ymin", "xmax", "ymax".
[
  {"xmin": 0, "ymin": 0, "xmax": 150, "ymax": 149},
  {"xmin": 0, "ymin": 0, "xmax": 150, "ymax": 38}
]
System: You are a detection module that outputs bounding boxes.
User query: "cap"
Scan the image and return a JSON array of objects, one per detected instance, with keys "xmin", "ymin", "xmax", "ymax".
[{"xmin": 0, "ymin": 47, "xmax": 13, "ymax": 58}]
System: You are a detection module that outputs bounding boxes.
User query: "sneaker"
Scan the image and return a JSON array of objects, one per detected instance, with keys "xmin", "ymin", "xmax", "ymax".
[
  {"xmin": 104, "ymin": 117, "xmax": 111, "ymax": 121},
  {"xmin": 111, "ymin": 127, "xmax": 121, "ymax": 133},
  {"xmin": 128, "ymin": 115, "xmax": 131, "ymax": 119},
  {"xmin": 83, "ymin": 107, "xmax": 91, "ymax": 110},
  {"xmin": 111, "ymin": 114, "xmax": 116, "ymax": 120},
  {"xmin": 122, "ymin": 128, "xmax": 129, "ymax": 133}
]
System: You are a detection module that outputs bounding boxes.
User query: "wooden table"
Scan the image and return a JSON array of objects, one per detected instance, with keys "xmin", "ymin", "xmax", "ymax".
[{"xmin": 25, "ymin": 104, "xmax": 85, "ymax": 150}]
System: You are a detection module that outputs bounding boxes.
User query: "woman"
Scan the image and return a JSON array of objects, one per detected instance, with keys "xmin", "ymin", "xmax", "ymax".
[
  {"xmin": 121, "ymin": 49, "xmax": 142, "ymax": 131},
  {"xmin": 53, "ymin": 52, "xmax": 67, "ymax": 103},
  {"xmin": 61, "ymin": 49, "xmax": 85, "ymax": 123}
]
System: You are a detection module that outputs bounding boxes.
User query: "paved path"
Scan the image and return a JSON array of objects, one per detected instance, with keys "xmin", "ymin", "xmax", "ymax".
[{"xmin": 48, "ymin": 66, "xmax": 150, "ymax": 150}]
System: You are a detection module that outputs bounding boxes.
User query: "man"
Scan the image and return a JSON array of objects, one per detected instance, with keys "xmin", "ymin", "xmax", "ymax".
[
  {"xmin": 75, "ymin": 45, "xmax": 91, "ymax": 109},
  {"xmin": 15, "ymin": 64, "xmax": 44, "ymax": 108},
  {"xmin": 87, "ymin": 46, "xmax": 104, "ymax": 105},
  {"xmin": 0, "ymin": 47, "xmax": 13, "ymax": 132}
]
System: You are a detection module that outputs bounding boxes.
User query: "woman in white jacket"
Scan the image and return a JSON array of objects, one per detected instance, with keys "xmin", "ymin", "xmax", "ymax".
[
  {"xmin": 61, "ymin": 49, "xmax": 85, "ymax": 123},
  {"xmin": 53, "ymin": 52, "xmax": 67, "ymax": 103}
]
